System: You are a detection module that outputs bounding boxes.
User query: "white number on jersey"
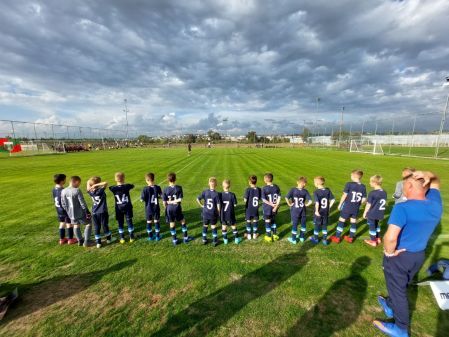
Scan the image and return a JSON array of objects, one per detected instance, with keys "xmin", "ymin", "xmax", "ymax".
[
  {"xmin": 54, "ymin": 197, "xmax": 61, "ymax": 208},
  {"xmin": 91, "ymin": 196, "xmax": 101, "ymax": 205},
  {"xmin": 267, "ymin": 194, "xmax": 279, "ymax": 203},
  {"xmin": 223, "ymin": 201, "xmax": 229, "ymax": 212},
  {"xmin": 350, "ymin": 191, "xmax": 362, "ymax": 203},
  {"xmin": 320, "ymin": 198, "xmax": 328, "ymax": 209},
  {"xmin": 206, "ymin": 199, "xmax": 214, "ymax": 210},
  {"xmin": 115, "ymin": 194, "xmax": 129, "ymax": 205},
  {"xmin": 293, "ymin": 197, "xmax": 304, "ymax": 208},
  {"xmin": 379, "ymin": 199, "xmax": 386, "ymax": 210},
  {"xmin": 252, "ymin": 197, "xmax": 259, "ymax": 207},
  {"xmin": 151, "ymin": 194, "xmax": 158, "ymax": 205}
]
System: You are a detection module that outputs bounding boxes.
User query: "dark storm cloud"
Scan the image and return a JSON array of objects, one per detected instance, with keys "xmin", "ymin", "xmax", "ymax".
[{"xmin": 0, "ymin": 0, "xmax": 448, "ymax": 135}]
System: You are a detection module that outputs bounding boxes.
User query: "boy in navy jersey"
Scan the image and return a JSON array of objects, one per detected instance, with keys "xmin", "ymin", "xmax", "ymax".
[
  {"xmin": 262, "ymin": 173, "xmax": 281, "ymax": 242},
  {"xmin": 243, "ymin": 175, "xmax": 262, "ymax": 240},
  {"xmin": 52, "ymin": 174, "xmax": 76, "ymax": 245},
  {"xmin": 197, "ymin": 177, "xmax": 221, "ymax": 246},
  {"xmin": 285, "ymin": 177, "xmax": 312, "ymax": 244},
  {"xmin": 363, "ymin": 175, "xmax": 388, "ymax": 247},
  {"xmin": 331, "ymin": 169, "xmax": 367, "ymax": 244},
  {"xmin": 220, "ymin": 179, "xmax": 242, "ymax": 245},
  {"xmin": 162, "ymin": 172, "xmax": 193, "ymax": 246},
  {"xmin": 141, "ymin": 172, "xmax": 163, "ymax": 242},
  {"xmin": 87, "ymin": 176, "xmax": 112, "ymax": 248},
  {"xmin": 311, "ymin": 176, "xmax": 335, "ymax": 245},
  {"xmin": 109, "ymin": 172, "xmax": 135, "ymax": 244}
]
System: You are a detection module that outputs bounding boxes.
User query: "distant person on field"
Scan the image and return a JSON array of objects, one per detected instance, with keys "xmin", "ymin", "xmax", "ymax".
[
  {"xmin": 393, "ymin": 167, "xmax": 415, "ymax": 204},
  {"xmin": 330, "ymin": 169, "xmax": 366, "ymax": 244},
  {"xmin": 109, "ymin": 172, "xmax": 135, "ymax": 244},
  {"xmin": 87, "ymin": 176, "xmax": 112, "ymax": 248},
  {"xmin": 243, "ymin": 175, "xmax": 261, "ymax": 240},
  {"xmin": 219, "ymin": 179, "xmax": 242, "ymax": 245},
  {"xmin": 140, "ymin": 173, "xmax": 163, "ymax": 242},
  {"xmin": 311, "ymin": 176, "xmax": 335, "ymax": 245},
  {"xmin": 363, "ymin": 175, "xmax": 388, "ymax": 247},
  {"xmin": 261, "ymin": 173, "xmax": 281, "ymax": 242},
  {"xmin": 162, "ymin": 172, "xmax": 193, "ymax": 246},
  {"xmin": 285, "ymin": 176, "xmax": 312, "ymax": 244},
  {"xmin": 52, "ymin": 174, "xmax": 76, "ymax": 245},
  {"xmin": 374, "ymin": 171, "xmax": 442, "ymax": 337},
  {"xmin": 197, "ymin": 177, "xmax": 221, "ymax": 246},
  {"xmin": 188, "ymin": 143, "xmax": 192, "ymax": 156},
  {"xmin": 61, "ymin": 176, "xmax": 92, "ymax": 247}
]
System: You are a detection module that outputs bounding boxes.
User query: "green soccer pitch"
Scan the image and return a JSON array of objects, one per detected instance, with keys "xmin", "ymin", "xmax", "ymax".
[{"xmin": 0, "ymin": 147, "xmax": 448, "ymax": 337}]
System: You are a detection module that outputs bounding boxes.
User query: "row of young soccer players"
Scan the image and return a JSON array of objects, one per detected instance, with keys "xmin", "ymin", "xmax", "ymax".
[{"xmin": 52, "ymin": 169, "xmax": 387, "ymax": 248}]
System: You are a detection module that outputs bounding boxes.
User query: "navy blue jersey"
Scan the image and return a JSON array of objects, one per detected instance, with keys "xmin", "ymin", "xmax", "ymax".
[
  {"xmin": 109, "ymin": 184, "xmax": 134, "ymax": 210},
  {"xmin": 220, "ymin": 191, "xmax": 237, "ymax": 222},
  {"xmin": 366, "ymin": 189, "xmax": 388, "ymax": 220},
  {"xmin": 198, "ymin": 189, "xmax": 220, "ymax": 219},
  {"xmin": 261, "ymin": 184, "xmax": 281, "ymax": 213},
  {"xmin": 342, "ymin": 182, "xmax": 367, "ymax": 212},
  {"xmin": 141, "ymin": 185, "xmax": 162, "ymax": 215},
  {"xmin": 314, "ymin": 188, "xmax": 335, "ymax": 216},
  {"xmin": 162, "ymin": 185, "xmax": 183, "ymax": 211},
  {"xmin": 244, "ymin": 187, "xmax": 261, "ymax": 212},
  {"xmin": 52, "ymin": 186, "xmax": 67, "ymax": 216},
  {"xmin": 88, "ymin": 188, "xmax": 108, "ymax": 214},
  {"xmin": 286, "ymin": 188, "xmax": 311, "ymax": 216}
]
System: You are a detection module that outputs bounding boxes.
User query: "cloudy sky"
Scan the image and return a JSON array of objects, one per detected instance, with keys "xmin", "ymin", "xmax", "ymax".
[{"xmin": 1, "ymin": 0, "xmax": 448, "ymax": 136}]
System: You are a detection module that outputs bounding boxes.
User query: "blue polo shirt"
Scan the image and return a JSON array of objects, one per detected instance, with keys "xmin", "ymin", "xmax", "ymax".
[{"xmin": 388, "ymin": 189, "xmax": 442, "ymax": 252}]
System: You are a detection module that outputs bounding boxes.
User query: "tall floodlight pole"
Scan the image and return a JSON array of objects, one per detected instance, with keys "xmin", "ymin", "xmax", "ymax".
[
  {"xmin": 123, "ymin": 99, "xmax": 129, "ymax": 140},
  {"xmin": 338, "ymin": 106, "xmax": 344, "ymax": 146},
  {"xmin": 435, "ymin": 77, "xmax": 449, "ymax": 158}
]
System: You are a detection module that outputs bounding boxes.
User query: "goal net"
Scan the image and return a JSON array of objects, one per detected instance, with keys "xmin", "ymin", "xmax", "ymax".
[
  {"xmin": 349, "ymin": 139, "xmax": 384, "ymax": 155},
  {"xmin": 9, "ymin": 141, "xmax": 64, "ymax": 157}
]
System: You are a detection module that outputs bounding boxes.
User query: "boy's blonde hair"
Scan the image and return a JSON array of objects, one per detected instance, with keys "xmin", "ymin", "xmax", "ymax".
[
  {"xmin": 90, "ymin": 176, "xmax": 101, "ymax": 184},
  {"xmin": 115, "ymin": 172, "xmax": 125, "ymax": 182},
  {"xmin": 209, "ymin": 177, "xmax": 217, "ymax": 184},
  {"xmin": 223, "ymin": 179, "xmax": 231, "ymax": 187},
  {"xmin": 297, "ymin": 176, "xmax": 307, "ymax": 183},
  {"xmin": 370, "ymin": 175, "xmax": 383, "ymax": 185},
  {"xmin": 351, "ymin": 169, "xmax": 363, "ymax": 178},
  {"xmin": 314, "ymin": 176, "xmax": 325, "ymax": 184}
]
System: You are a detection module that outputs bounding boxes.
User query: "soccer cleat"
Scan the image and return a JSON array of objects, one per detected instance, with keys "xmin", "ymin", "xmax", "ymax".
[
  {"xmin": 252, "ymin": 233, "xmax": 258, "ymax": 240},
  {"xmin": 120, "ymin": 239, "xmax": 125, "ymax": 244},
  {"xmin": 247, "ymin": 233, "xmax": 252, "ymax": 240},
  {"xmin": 59, "ymin": 238, "xmax": 68, "ymax": 245},
  {"xmin": 377, "ymin": 295, "xmax": 394, "ymax": 318},
  {"xmin": 322, "ymin": 239, "xmax": 329, "ymax": 246},
  {"xmin": 299, "ymin": 237, "xmax": 305, "ymax": 243},
  {"xmin": 78, "ymin": 239, "xmax": 85, "ymax": 246},
  {"xmin": 67, "ymin": 238, "xmax": 78, "ymax": 245},
  {"xmin": 213, "ymin": 241, "xmax": 219, "ymax": 247},
  {"xmin": 288, "ymin": 237, "xmax": 297, "ymax": 245},
  {"xmin": 364, "ymin": 239, "xmax": 378, "ymax": 247},
  {"xmin": 183, "ymin": 236, "xmax": 194, "ymax": 244},
  {"xmin": 377, "ymin": 238, "xmax": 382, "ymax": 244},
  {"xmin": 310, "ymin": 237, "xmax": 319, "ymax": 245},
  {"xmin": 155, "ymin": 236, "xmax": 162, "ymax": 242},
  {"xmin": 234, "ymin": 237, "xmax": 243, "ymax": 244},
  {"xmin": 96, "ymin": 243, "xmax": 101, "ymax": 249},
  {"xmin": 264, "ymin": 235, "xmax": 273, "ymax": 242},
  {"xmin": 272, "ymin": 234, "xmax": 279, "ymax": 241},
  {"xmin": 202, "ymin": 239, "xmax": 208, "ymax": 245},
  {"xmin": 330, "ymin": 236, "xmax": 341, "ymax": 244},
  {"xmin": 172, "ymin": 239, "xmax": 179, "ymax": 246},
  {"xmin": 147, "ymin": 236, "xmax": 154, "ymax": 242},
  {"xmin": 373, "ymin": 321, "xmax": 409, "ymax": 337},
  {"xmin": 129, "ymin": 238, "xmax": 135, "ymax": 243},
  {"xmin": 343, "ymin": 235, "xmax": 354, "ymax": 243},
  {"xmin": 223, "ymin": 238, "xmax": 229, "ymax": 245}
]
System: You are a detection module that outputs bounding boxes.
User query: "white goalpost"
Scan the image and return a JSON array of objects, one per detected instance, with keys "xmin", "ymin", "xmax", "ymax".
[{"xmin": 349, "ymin": 139, "xmax": 384, "ymax": 155}]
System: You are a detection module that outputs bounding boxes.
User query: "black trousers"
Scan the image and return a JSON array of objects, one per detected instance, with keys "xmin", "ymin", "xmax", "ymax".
[{"xmin": 383, "ymin": 251, "xmax": 425, "ymax": 330}]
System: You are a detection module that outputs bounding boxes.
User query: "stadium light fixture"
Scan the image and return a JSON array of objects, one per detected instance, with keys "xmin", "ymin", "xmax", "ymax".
[{"xmin": 435, "ymin": 77, "xmax": 449, "ymax": 157}]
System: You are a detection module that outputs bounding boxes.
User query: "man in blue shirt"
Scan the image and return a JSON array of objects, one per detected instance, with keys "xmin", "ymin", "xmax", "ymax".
[{"xmin": 374, "ymin": 171, "xmax": 442, "ymax": 337}]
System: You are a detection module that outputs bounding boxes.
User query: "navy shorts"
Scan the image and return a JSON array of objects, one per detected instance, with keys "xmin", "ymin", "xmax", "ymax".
[
  {"xmin": 166, "ymin": 208, "xmax": 184, "ymax": 222},
  {"xmin": 292, "ymin": 214, "xmax": 307, "ymax": 226},
  {"xmin": 146, "ymin": 210, "xmax": 161, "ymax": 222},
  {"xmin": 245, "ymin": 209, "xmax": 259, "ymax": 221},
  {"xmin": 221, "ymin": 216, "xmax": 236, "ymax": 225},
  {"xmin": 203, "ymin": 218, "xmax": 218, "ymax": 226},
  {"xmin": 92, "ymin": 212, "xmax": 109, "ymax": 227},
  {"xmin": 263, "ymin": 208, "xmax": 277, "ymax": 221},
  {"xmin": 314, "ymin": 214, "xmax": 328, "ymax": 226},
  {"xmin": 115, "ymin": 207, "xmax": 133, "ymax": 220},
  {"xmin": 340, "ymin": 206, "xmax": 359, "ymax": 219},
  {"xmin": 57, "ymin": 213, "xmax": 70, "ymax": 223}
]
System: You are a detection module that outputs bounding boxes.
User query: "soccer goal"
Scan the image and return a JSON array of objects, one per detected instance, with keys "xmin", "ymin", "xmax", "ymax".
[
  {"xmin": 9, "ymin": 141, "xmax": 63, "ymax": 157},
  {"xmin": 349, "ymin": 139, "xmax": 384, "ymax": 155}
]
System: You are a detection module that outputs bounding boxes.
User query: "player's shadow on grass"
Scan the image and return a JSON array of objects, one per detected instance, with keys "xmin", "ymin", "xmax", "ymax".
[
  {"xmin": 0, "ymin": 259, "xmax": 136, "ymax": 323},
  {"xmin": 284, "ymin": 256, "xmax": 371, "ymax": 337},
  {"xmin": 150, "ymin": 243, "xmax": 315, "ymax": 337}
]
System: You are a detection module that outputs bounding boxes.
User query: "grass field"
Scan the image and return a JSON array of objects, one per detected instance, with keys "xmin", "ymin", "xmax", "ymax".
[{"xmin": 0, "ymin": 147, "xmax": 448, "ymax": 337}]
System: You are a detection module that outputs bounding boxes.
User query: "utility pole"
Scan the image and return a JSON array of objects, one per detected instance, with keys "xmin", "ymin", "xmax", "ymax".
[
  {"xmin": 435, "ymin": 77, "xmax": 449, "ymax": 158},
  {"xmin": 338, "ymin": 106, "xmax": 344, "ymax": 146},
  {"xmin": 123, "ymin": 98, "xmax": 129, "ymax": 140}
]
